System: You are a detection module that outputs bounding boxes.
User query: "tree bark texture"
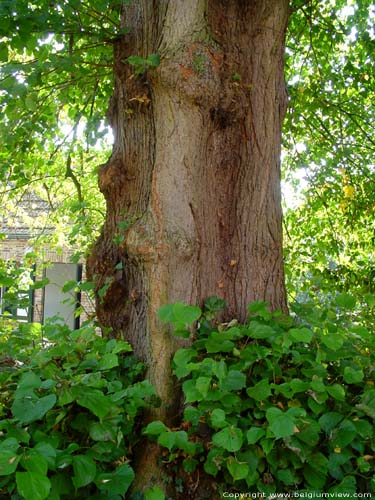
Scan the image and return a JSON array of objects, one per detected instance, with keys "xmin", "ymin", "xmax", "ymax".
[{"xmin": 88, "ymin": 0, "xmax": 289, "ymax": 421}]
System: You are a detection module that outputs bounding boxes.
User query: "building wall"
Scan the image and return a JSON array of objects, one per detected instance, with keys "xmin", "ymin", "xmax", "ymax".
[{"xmin": 0, "ymin": 238, "xmax": 95, "ymax": 326}]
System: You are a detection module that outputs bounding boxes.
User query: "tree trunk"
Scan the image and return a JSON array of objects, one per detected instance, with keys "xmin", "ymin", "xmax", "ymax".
[{"xmin": 88, "ymin": 0, "xmax": 289, "ymax": 490}]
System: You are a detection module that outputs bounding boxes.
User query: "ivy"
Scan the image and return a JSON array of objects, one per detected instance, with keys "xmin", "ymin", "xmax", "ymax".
[
  {"xmin": 0, "ymin": 316, "xmax": 157, "ymax": 499},
  {"xmin": 150, "ymin": 299, "xmax": 375, "ymax": 495}
]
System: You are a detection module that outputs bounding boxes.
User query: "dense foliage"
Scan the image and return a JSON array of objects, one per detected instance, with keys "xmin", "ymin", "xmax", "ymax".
[
  {"xmin": 144, "ymin": 299, "xmax": 375, "ymax": 496},
  {"xmin": 1, "ymin": 0, "xmax": 375, "ymax": 306},
  {"xmin": 2, "ymin": 294, "xmax": 374, "ymax": 498},
  {"xmin": 283, "ymin": 0, "xmax": 375, "ymax": 323},
  {"xmin": 0, "ymin": 317, "xmax": 156, "ymax": 499}
]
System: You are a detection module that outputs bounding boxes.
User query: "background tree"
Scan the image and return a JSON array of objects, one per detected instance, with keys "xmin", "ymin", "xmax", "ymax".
[{"xmin": 283, "ymin": 0, "xmax": 375, "ymax": 328}]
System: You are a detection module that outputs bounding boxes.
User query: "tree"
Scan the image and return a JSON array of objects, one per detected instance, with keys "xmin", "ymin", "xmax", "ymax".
[
  {"xmin": 282, "ymin": 0, "xmax": 375, "ymax": 328},
  {"xmin": 2, "ymin": 0, "xmax": 375, "ymax": 495},
  {"xmin": 87, "ymin": 0, "xmax": 289, "ymax": 423}
]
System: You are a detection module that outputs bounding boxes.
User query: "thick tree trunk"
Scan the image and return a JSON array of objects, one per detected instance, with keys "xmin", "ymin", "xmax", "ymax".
[{"xmin": 88, "ymin": 0, "xmax": 289, "ymax": 490}]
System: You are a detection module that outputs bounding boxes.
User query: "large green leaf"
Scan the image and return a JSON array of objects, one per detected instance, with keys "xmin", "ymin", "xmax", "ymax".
[
  {"xmin": 288, "ymin": 327, "xmax": 313, "ymax": 343},
  {"xmin": 247, "ymin": 427, "xmax": 265, "ymax": 444},
  {"xmin": 343, "ymin": 367, "xmax": 364, "ymax": 384},
  {"xmin": 219, "ymin": 370, "xmax": 246, "ymax": 391},
  {"xmin": 14, "ymin": 372, "xmax": 41, "ymax": 399},
  {"xmin": 247, "ymin": 379, "xmax": 272, "ymax": 401},
  {"xmin": 158, "ymin": 303, "xmax": 201, "ymax": 329},
  {"xmin": 248, "ymin": 321, "xmax": 275, "ymax": 339},
  {"xmin": 335, "ymin": 293, "xmax": 356, "ymax": 309},
  {"xmin": 12, "ymin": 394, "xmax": 57, "ymax": 424},
  {"xmin": 16, "ymin": 471, "xmax": 51, "ymax": 500},
  {"xmin": 76, "ymin": 389, "xmax": 113, "ymax": 420},
  {"xmin": 0, "ymin": 449, "xmax": 20, "ymax": 476},
  {"xmin": 72, "ymin": 454, "xmax": 97, "ymax": 488},
  {"xmin": 212, "ymin": 426, "xmax": 243, "ymax": 452},
  {"xmin": 21, "ymin": 454, "xmax": 48, "ymax": 476},
  {"xmin": 96, "ymin": 464, "xmax": 134, "ymax": 495},
  {"xmin": 227, "ymin": 457, "xmax": 249, "ymax": 481},
  {"xmin": 143, "ymin": 421, "xmax": 169, "ymax": 436},
  {"xmin": 210, "ymin": 408, "xmax": 228, "ymax": 429},
  {"xmin": 266, "ymin": 408, "xmax": 295, "ymax": 439}
]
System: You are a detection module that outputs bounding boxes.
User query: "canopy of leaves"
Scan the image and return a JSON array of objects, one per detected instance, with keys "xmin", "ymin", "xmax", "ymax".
[
  {"xmin": 0, "ymin": 0, "xmax": 374, "ymax": 318},
  {"xmin": 284, "ymin": 0, "xmax": 375, "ymax": 325},
  {"xmin": 0, "ymin": 0, "xmax": 129, "ymax": 252}
]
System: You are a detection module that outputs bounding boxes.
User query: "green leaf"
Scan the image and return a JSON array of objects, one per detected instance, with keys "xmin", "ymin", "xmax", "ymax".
[
  {"xmin": 307, "ymin": 452, "xmax": 328, "ymax": 473},
  {"xmin": 12, "ymin": 394, "xmax": 57, "ymax": 424},
  {"xmin": 32, "ymin": 278, "xmax": 50, "ymax": 290},
  {"xmin": 33, "ymin": 443, "xmax": 56, "ymax": 469},
  {"xmin": 343, "ymin": 367, "xmax": 364, "ymax": 384},
  {"xmin": 266, "ymin": 407, "xmax": 295, "ymax": 439},
  {"xmin": 195, "ymin": 376, "xmax": 211, "ymax": 398},
  {"xmin": 321, "ymin": 333, "xmax": 344, "ymax": 351},
  {"xmin": 327, "ymin": 384, "xmax": 346, "ymax": 401},
  {"xmin": 184, "ymin": 406, "xmax": 202, "ymax": 426},
  {"xmin": 0, "ymin": 438, "xmax": 19, "ymax": 453},
  {"xmin": 276, "ymin": 468, "xmax": 298, "ymax": 485},
  {"xmin": 212, "ymin": 426, "xmax": 243, "ymax": 452},
  {"xmin": 205, "ymin": 338, "xmax": 234, "ymax": 353},
  {"xmin": 143, "ymin": 421, "xmax": 169, "ymax": 436},
  {"xmin": 126, "ymin": 55, "xmax": 147, "ymax": 66},
  {"xmin": 25, "ymin": 94, "xmax": 38, "ymax": 111},
  {"xmin": 210, "ymin": 408, "xmax": 228, "ymax": 429},
  {"xmin": 303, "ymin": 465, "xmax": 326, "ymax": 490},
  {"xmin": 227, "ymin": 457, "xmax": 249, "ymax": 481},
  {"xmin": 89, "ymin": 422, "xmax": 116, "ymax": 442},
  {"xmin": 290, "ymin": 378, "xmax": 310, "ymax": 393},
  {"xmin": 98, "ymin": 352, "xmax": 119, "ymax": 370},
  {"xmin": 80, "ymin": 281, "xmax": 95, "ymax": 291},
  {"xmin": 248, "ymin": 301, "xmax": 272, "ymax": 319},
  {"xmin": 182, "ymin": 379, "xmax": 202, "ymax": 403},
  {"xmin": 158, "ymin": 431, "xmax": 176, "ymax": 451},
  {"xmin": 175, "ymin": 431, "xmax": 196, "ymax": 454},
  {"xmin": 15, "ymin": 372, "xmax": 41, "ymax": 399},
  {"xmin": 173, "ymin": 348, "xmax": 197, "ymax": 378},
  {"xmin": 248, "ymin": 321, "xmax": 275, "ymax": 339},
  {"xmin": 21, "ymin": 454, "xmax": 48, "ymax": 475},
  {"xmin": 319, "ymin": 412, "xmax": 344, "ymax": 434},
  {"xmin": 76, "ymin": 389, "xmax": 113, "ymax": 420},
  {"xmin": 96, "ymin": 464, "xmax": 134, "ymax": 495},
  {"xmin": 288, "ymin": 327, "xmax": 313, "ymax": 343},
  {"xmin": 335, "ymin": 293, "xmax": 356, "ymax": 309},
  {"xmin": 247, "ymin": 427, "xmax": 265, "ymax": 444},
  {"xmin": 146, "ymin": 53, "xmax": 160, "ymax": 67},
  {"xmin": 204, "ymin": 296, "xmax": 226, "ymax": 313},
  {"xmin": 331, "ymin": 420, "xmax": 357, "ymax": 448},
  {"xmin": 62, "ymin": 280, "xmax": 77, "ymax": 292},
  {"xmin": 329, "ymin": 476, "xmax": 357, "ymax": 494},
  {"xmin": 16, "ymin": 471, "xmax": 51, "ymax": 500},
  {"xmin": 247, "ymin": 379, "xmax": 272, "ymax": 401},
  {"xmin": 145, "ymin": 486, "xmax": 165, "ymax": 500},
  {"xmin": 0, "ymin": 449, "xmax": 20, "ymax": 476},
  {"xmin": 158, "ymin": 302, "xmax": 201, "ymax": 329},
  {"xmin": 219, "ymin": 370, "xmax": 246, "ymax": 391},
  {"xmin": 72, "ymin": 455, "xmax": 97, "ymax": 488}
]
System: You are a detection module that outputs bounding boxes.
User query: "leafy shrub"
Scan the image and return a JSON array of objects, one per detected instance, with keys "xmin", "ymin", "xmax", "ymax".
[
  {"xmin": 0, "ymin": 321, "xmax": 156, "ymax": 499},
  {"xmin": 146, "ymin": 297, "xmax": 375, "ymax": 495}
]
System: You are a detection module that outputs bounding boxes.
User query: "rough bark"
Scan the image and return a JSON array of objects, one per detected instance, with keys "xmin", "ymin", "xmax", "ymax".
[{"xmin": 88, "ymin": 0, "xmax": 289, "ymax": 490}]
